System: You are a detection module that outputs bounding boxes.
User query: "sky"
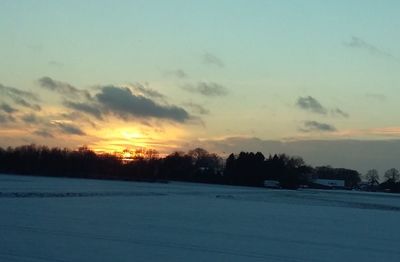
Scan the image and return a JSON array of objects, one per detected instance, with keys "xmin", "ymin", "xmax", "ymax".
[{"xmin": 1, "ymin": 0, "xmax": 400, "ymax": 174}]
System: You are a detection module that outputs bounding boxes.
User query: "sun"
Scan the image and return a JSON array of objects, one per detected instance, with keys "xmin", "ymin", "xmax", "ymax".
[
  {"xmin": 122, "ymin": 151, "xmax": 132, "ymax": 159},
  {"xmin": 120, "ymin": 149, "xmax": 135, "ymax": 162}
]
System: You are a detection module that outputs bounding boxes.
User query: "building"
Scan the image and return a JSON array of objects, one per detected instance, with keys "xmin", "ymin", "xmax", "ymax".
[
  {"xmin": 263, "ymin": 180, "xmax": 281, "ymax": 189},
  {"xmin": 313, "ymin": 179, "xmax": 345, "ymax": 189}
]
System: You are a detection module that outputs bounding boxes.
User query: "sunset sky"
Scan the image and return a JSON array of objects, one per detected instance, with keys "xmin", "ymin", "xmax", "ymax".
[{"xmin": 1, "ymin": 0, "xmax": 400, "ymax": 173}]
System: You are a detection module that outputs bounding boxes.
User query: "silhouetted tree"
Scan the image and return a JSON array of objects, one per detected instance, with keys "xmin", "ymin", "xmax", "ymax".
[
  {"xmin": 384, "ymin": 168, "xmax": 400, "ymax": 183},
  {"xmin": 5, "ymin": 144, "xmax": 399, "ymax": 193},
  {"xmin": 365, "ymin": 169, "xmax": 379, "ymax": 186},
  {"xmin": 379, "ymin": 168, "xmax": 400, "ymax": 192}
]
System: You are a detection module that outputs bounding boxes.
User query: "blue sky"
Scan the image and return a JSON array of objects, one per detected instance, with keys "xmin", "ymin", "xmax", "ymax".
[{"xmin": 1, "ymin": 0, "xmax": 400, "ymax": 173}]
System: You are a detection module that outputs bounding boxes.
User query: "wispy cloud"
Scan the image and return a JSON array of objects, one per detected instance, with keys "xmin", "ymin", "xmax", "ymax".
[
  {"xmin": 300, "ymin": 121, "xmax": 337, "ymax": 132},
  {"xmin": 14, "ymin": 98, "xmax": 41, "ymax": 111},
  {"xmin": 182, "ymin": 82, "xmax": 228, "ymax": 97},
  {"xmin": 21, "ymin": 113, "xmax": 42, "ymax": 124},
  {"xmin": 203, "ymin": 52, "xmax": 224, "ymax": 68},
  {"xmin": 296, "ymin": 96, "xmax": 327, "ymax": 115},
  {"xmin": 344, "ymin": 36, "xmax": 399, "ymax": 62},
  {"xmin": 0, "ymin": 83, "xmax": 41, "ymax": 111},
  {"xmin": 128, "ymin": 83, "xmax": 166, "ymax": 99},
  {"xmin": 0, "ymin": 113, "xmax": 15, "ymax": 124},
  {"xmin": 51, "ymin": 121, "xmax": 86, "ymax": 136},
  {"xmin": 370, "ymin": 127, "xmax": 400, "ymax": 136},
  {"xmin": 48, "ymin": 60, "xmax": 64, "ymax": 67},
  {"xmin": 33, "ymin": 129, "xmax": 54, "ymax": 138},
  {"xmin": 166, "ymin": 69, "xmax": 187, "ymax": 79},
  {"xmin": 38, "ymin": 76, "xmax": 91, "ymax": 100},
  {"xmin": 184, "ymin": 102, "xmax": 210, "ymax": 115},
  {"xmin": 296, "ymin": 96, "xmax": 349, "ymax": 118},
  {"xmin": 0, "ymin": 103, "xmax": 18, "ymax": 114},
  {"xmin": 331, "ymin": 108, "xmax": 349, "ymax": 118},
  {"xmin": 366, "ymin": 93, "xmax": 386, "ymax": 102}
]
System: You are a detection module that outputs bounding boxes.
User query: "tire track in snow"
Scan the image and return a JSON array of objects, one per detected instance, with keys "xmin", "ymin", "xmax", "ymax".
[{"xmin": 0, "ymin": 191, "xmax": 166, "ymax": 198}]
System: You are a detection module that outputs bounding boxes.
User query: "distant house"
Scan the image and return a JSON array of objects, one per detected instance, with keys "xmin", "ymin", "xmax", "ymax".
[
  {"xmin": 357, "ymin": 181, "xmax": 378, "ymax": 192},
  {"xmin": 313, "ymin": 179, "xmax": 345, "ymax": 189},
  {"xmin": 263, "ymin": 180, "xmax": 281, "ymax": 189}
]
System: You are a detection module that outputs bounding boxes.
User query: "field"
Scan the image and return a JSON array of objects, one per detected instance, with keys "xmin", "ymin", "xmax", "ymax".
[{"xmin": 1, "ymin": 174, "xmax": 400, "ymax": 262}]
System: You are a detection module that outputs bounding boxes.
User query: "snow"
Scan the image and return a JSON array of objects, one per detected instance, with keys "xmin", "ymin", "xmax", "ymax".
[{"xmin": 1, "ymin": 174, "xmax": 400, "ymax": 262}]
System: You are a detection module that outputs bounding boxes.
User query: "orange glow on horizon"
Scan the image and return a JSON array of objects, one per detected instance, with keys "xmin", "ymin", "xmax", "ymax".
[{"xmin": 88, "ymin": 121, "xmax": 189, "ymax": 155}]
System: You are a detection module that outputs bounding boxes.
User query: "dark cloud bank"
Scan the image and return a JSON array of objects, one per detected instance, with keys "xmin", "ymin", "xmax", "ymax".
[
  {"xmin": 96, "ymin": 85, "xmax": 190, "ymax": 122},
  {"xmin": 63, "ymin": 101, "xmax": 103, "ymax": 120},
  {"xmin": 37, "ymin": 77, "xmax": 193, "ymax": 123},
  {"xmin": 192, "ymin": 137, "xmax": 400, "ymax": 175}
]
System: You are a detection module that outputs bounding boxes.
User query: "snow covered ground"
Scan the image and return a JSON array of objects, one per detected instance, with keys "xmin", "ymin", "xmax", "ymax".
[{"xmin": 1, "ymin": 174, "xmax": 400, "ymax": 262}]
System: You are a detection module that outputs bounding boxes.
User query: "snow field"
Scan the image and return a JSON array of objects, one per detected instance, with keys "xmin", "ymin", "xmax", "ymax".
[{"xmin": 1, "ymin": 174, "xmax": 400, "ymax": 262}]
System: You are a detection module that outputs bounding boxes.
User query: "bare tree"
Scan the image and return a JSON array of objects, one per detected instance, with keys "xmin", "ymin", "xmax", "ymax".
[
  {"xmin": 384, "ymin": 168, "xmax": 400, "ymax": 183},
  {"xmin": 365, "ymin": 169, "xmax": 379, "ymax": 186}
]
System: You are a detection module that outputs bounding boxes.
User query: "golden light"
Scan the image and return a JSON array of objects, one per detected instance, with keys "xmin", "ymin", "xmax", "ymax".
[
  {"xmin": 121, "ymin": 131, "xmax": 143, "ymax": 140},
  {"xmin": 122, "ymin": 150, "xmax": 132, "ymax": 159},
  {"xmin": 86, "ymin": 119, "xmax": 190, "ymax": 156}
]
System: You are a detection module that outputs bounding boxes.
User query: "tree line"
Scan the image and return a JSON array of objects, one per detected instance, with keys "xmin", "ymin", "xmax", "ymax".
[{"xmin": 0, "ymin": 144, "xmax": 399, "ymax": 192}]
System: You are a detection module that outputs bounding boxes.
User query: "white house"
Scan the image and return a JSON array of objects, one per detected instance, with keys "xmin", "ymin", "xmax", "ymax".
[
  {"xmin": 314, "ymin": 179, "xmax": 345, "ymax": 188},
  {"xmin": 263, "ymin": 180, "xmax": 281, "ymax": 189}
]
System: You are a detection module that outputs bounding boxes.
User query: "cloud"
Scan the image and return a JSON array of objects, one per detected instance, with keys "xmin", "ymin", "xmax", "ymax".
[
  {"xmin": 167, "ymin": 69, "xmax": 187, "ymax": 79},
  {"xmin": 13, "ymin": 97, "xmax": 41, "ymax": 111},
  {"xmin": 203, "ymin": 52, "xmax": 224, "ymax": 67},
  {"xmin": 331, "ymin": 108, "xmax": 349, "ymax": 118},
  {"xmin": 182, "ymin": 82, "xmax": 228, "ymax": 97},
  {"xmin": 344, "ymin": 36, "xmax": 399, "ymax": 62},
  {"xmin": 95, "ymin": 85, "xmax": 191, "ymax": 122},
  {"xmin": 0, "ymin": 103, "xmax": 18, "ymax": 114},
  {"xmin": 296, "ymin": 96, "xmax": 327, "ymax": 115},
  {"xmin": 184, "ymin": 102, "xmax": 210, "ymax": 115},
  {"xmin": 0, "ymin": 83, "xmax": 41, "ymax": 111},
  {"xmin": 52, "ymin": 121, "xmax": 86, "ymax": 136},
  {"xmin": 33, "ymin": 129, "xmax": 54, "ymax": 138},
  {"xmin": 63, "ymin": 101, "xmax": 103, "ymax": 120},
  {"xmin": 0, "ymin": 84, "xmax": 39, "ymax": 101},
  {"xmin": 58, "ymin": 112, "xmax": 97, "ymax": 128},
  {"xmin": 38, "ymin": 76, "xmax": 91, "ymax": 100},
  {"xmin": 21, "ymin": 113, "xmax": 42, "ymax": 124},
  {"xmin": 48, "ymin": 60, "xmax": 64, "ymax": 67},
  {"xmin": 300, "ymin": 121, "xmax": 337, "ymax": 132},
  {"xmin": 297, "ymin": 96, "xmax": 349, "ymax": 118},
  {"xmin": 0, "ymin": 113, "xmax": 15, "ymax": 124},
  {"xmin": 128, "ymin": 83, "xmax": 166, "ymax": 99},
  {"xmin": 366, "ymin": 93, "xmax": 386, "ymax": 102}
]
